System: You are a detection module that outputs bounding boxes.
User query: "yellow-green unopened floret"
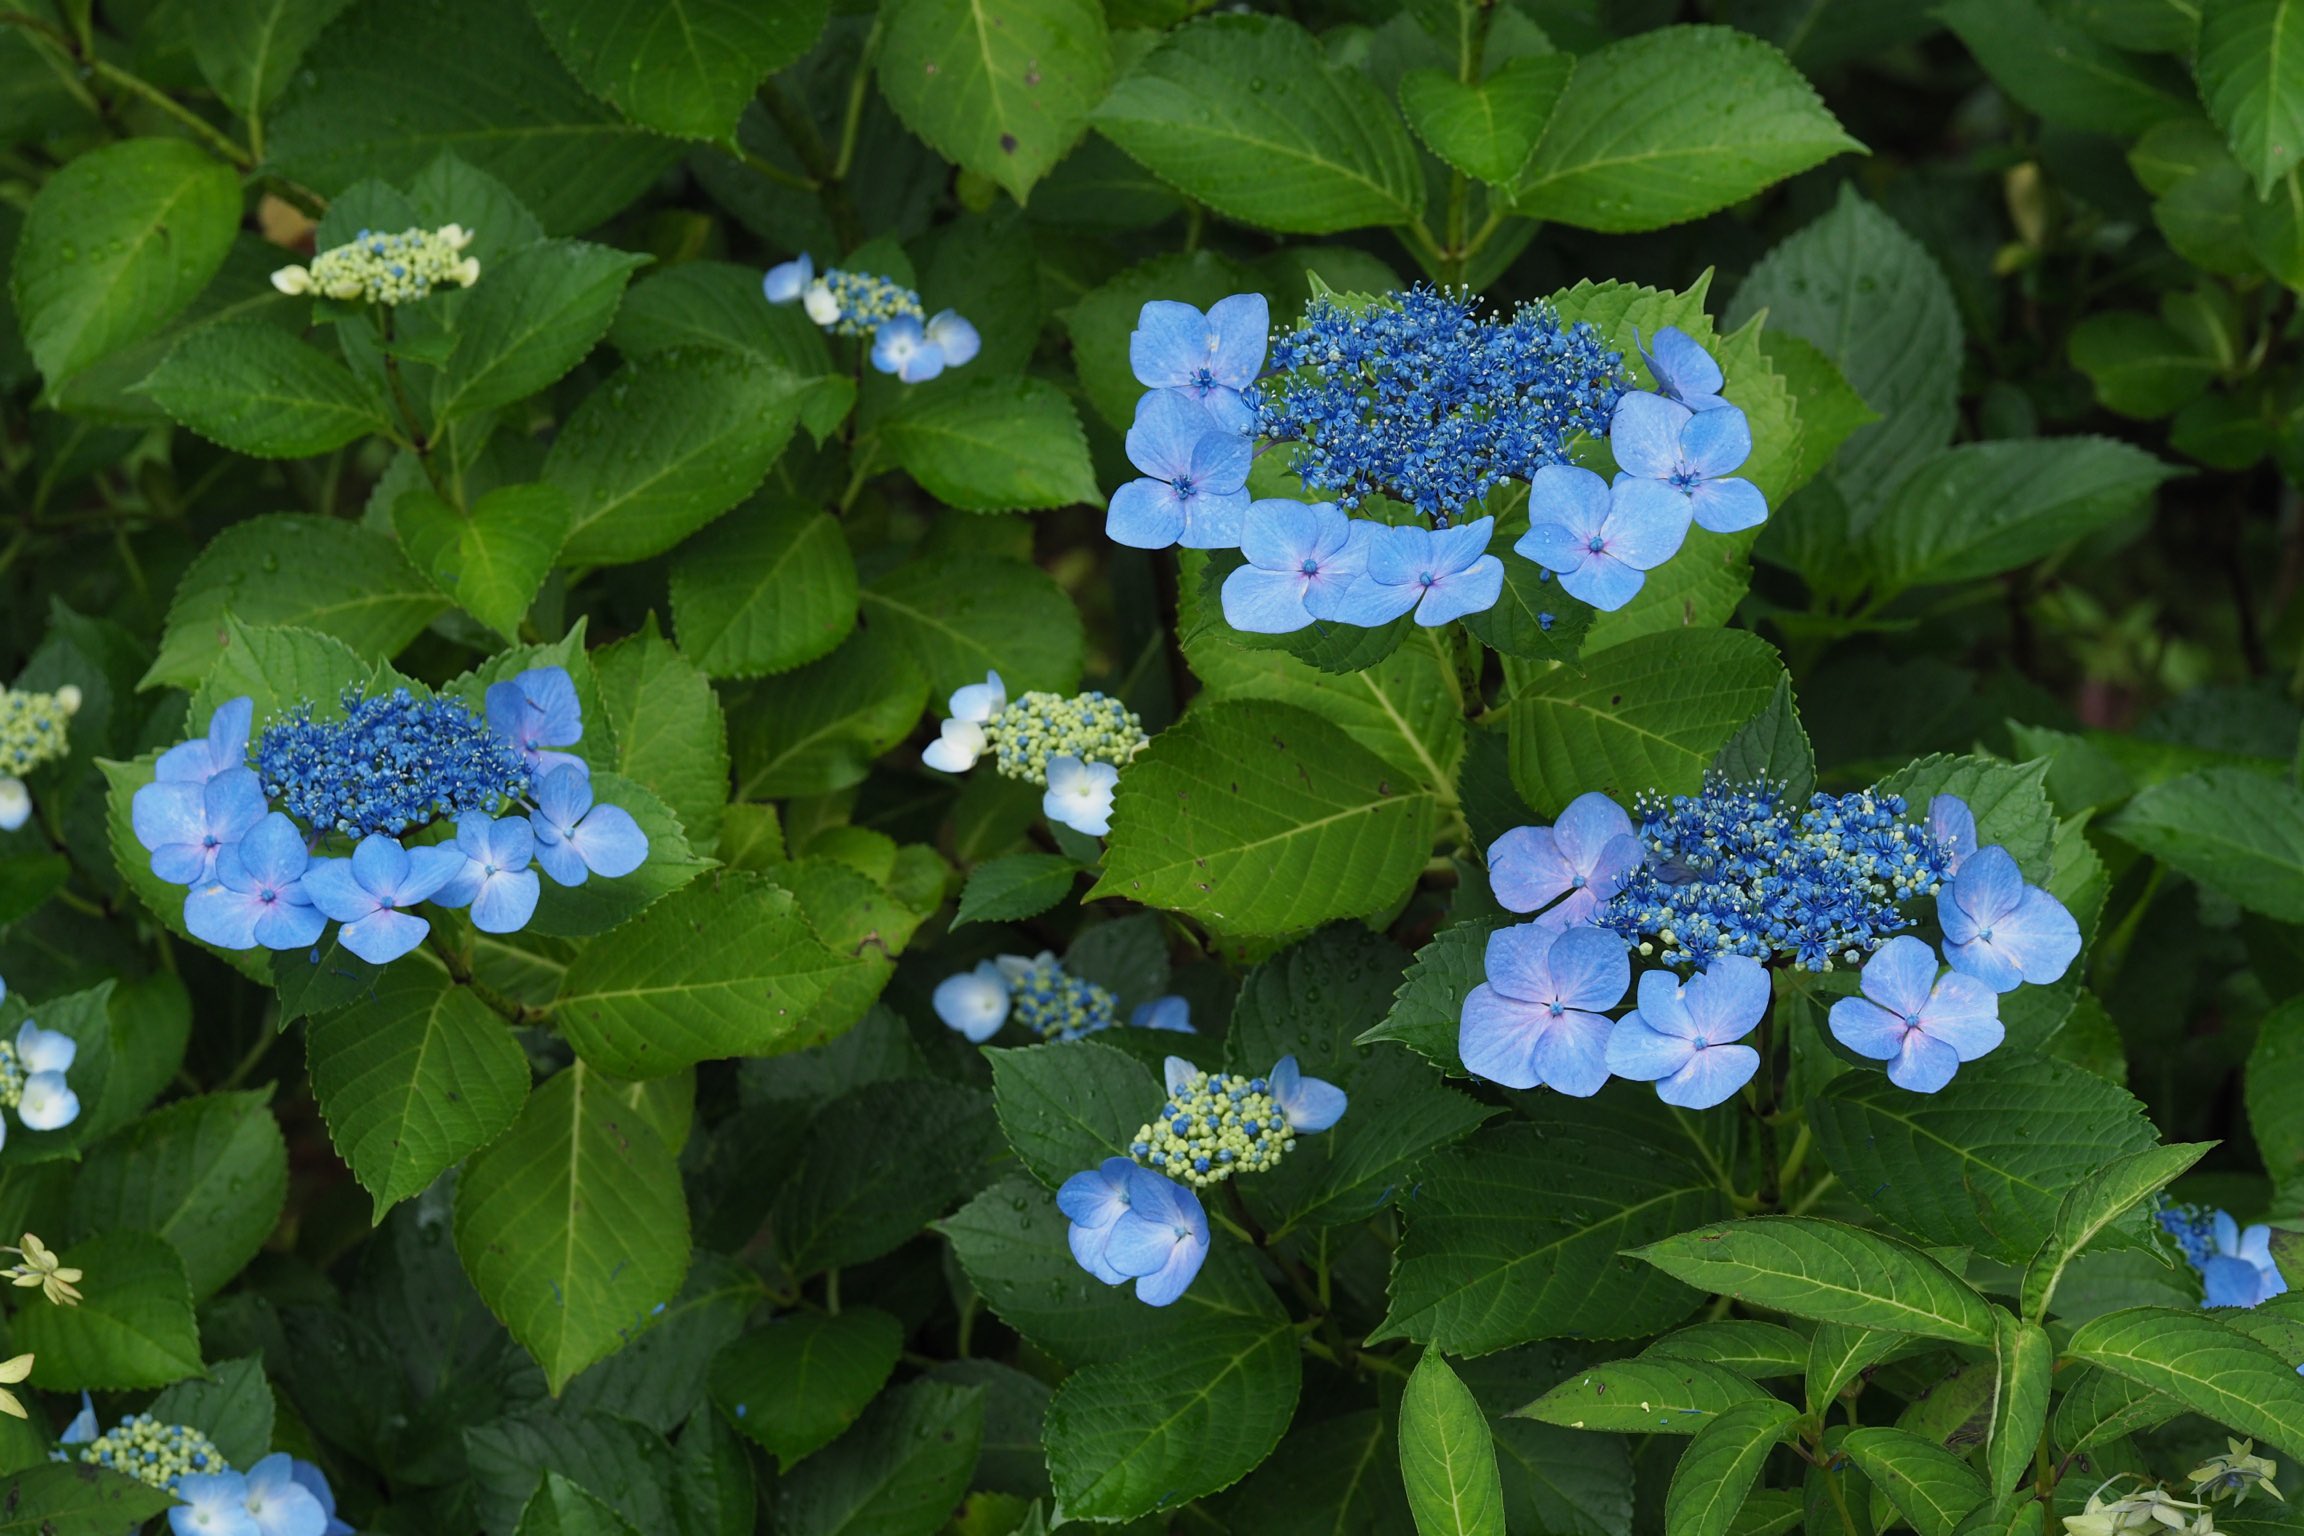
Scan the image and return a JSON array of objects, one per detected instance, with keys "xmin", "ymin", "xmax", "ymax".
[
  {"xmin": 985, "ymin": 692, "xmax": 1147, "ymax": 787},
  {"xmin": 0, "ymin": 687, "xmax": 75, "ymax": 777},
  {"xmin": 77, "ymin": 1415, "xmax": 227, "ymax": 1492},
  {"xmin": 274, "ymin": 224, "xmax": 480, "ymax": 305},
  {"xmin": 1132, "ymin": 1068, "xmax": 1293, "ymax": 1187}
]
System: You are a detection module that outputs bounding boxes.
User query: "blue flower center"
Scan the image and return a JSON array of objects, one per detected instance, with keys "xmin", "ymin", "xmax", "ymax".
[
  {"xmin": 1547, "ymin": 1002, "xmax": 1564, "ymax": 1018},
  {"xmin": 202, "ymin": 835, "xmax": 219, "ymax": 849},
  {"xmin": 1670, "ymin": 470, "xmax": 1700, "ymax": 491},
  {"xmin": 1300, "ymin": 557, "xmax": 1319, "ymax": 574},
  {"xmin": 1173, "ymin": 474, "xmax": 1196, "ymax": 499},
  {"xmin": 259, "ymin": 889, "xmax": 277, "ymax": 904},
  {"xmin": 1979, "ymin": 927, "xmax": 1994, "ymax": 942},
  {"xmin": 1587, "ymin": 535, "xmax": 1607, "ymax": 553},
  {"xmin": 1571, "ymin": 874, "xmax": 1587, "ymax": 889},
  {"xmin": 1904, "ymin": 1012, "xmax": 1923, "ymax": 1028},
  {"xmin": 1191, "ymin": 367, "xmax": 1217, "ymax": 391},
  {"xmin": 1418, "ymin": 570, "xmax": 1436, "ymax": 588}
]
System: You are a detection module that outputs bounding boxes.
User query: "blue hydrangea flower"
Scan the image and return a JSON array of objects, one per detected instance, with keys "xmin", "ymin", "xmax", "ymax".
[
  {"xmin": 59, "ymin": 1390, "xmax": 97, "ymax": 1447},
  {"xmin": 1488, "ymin": 791, "xmax": 1645, "ymax": 927},
  {"xmin": 1107, "ymin": 390, "xmax": 1252, "ymax": 550},
  {"xmin": 1605, "ymin": 956, "xmax": 1769, "ymax": 1109},
  {"xmin": 1609, "ymin": 393, "xmax": 1768, "ymax": 535},
  {"xmin": 1099, "ymin": 1165, "xmax": 1210, "ymax": 1307},
  {"xmin": 1329, "ymin": 517, "xmax": 1504, "ymax": 626},
  {"xmin": 1131, "ymin": 996, "xmax": 1193, "ymax": 1033},
  {"xmin": 171, "ymin": 1451, "xmax": 328, "ymax": 1536},
  {"xmin": 762, "ymin": 253, "xmax": 813, "ymax": 304},
  {"xmin": 870, "ymin": 315, "xmax": 946, "ymax": 382},
  {"xmin": 1929, "ymin": 794, "xmax": 1979, "ymax": 876},
  {"xmin": 2160, "ymin": 1206, "xmax": 2290, "ymax": 1309},
  {"xmin": 1269, "ymin": 1055, "xmax": 1347, "ymax": 1131},
  {"xmin": 287, "ymin": 1461, "xmax": 352, "ymax": 1536},
  {"xmin": 922, "ymin": 670, "xmax": 1007, "ymax": 774},
  {"xmin": 1937, "ymin": 845, "xmax": 2081, "ymax": 993},
  {"xmin": 529, "ymin": 766, "xmax": 649, "ymax": 885},
  {"xmin": 484, "ymin": 667, "xmax": 583, "ymax": 779},
  {"xmin": 927, "ymin": 310, "xmax": 980, "ymax": 367},
  {"xmin": 133, "ymin": 768, "xmax": 267, "ymax": 887},
  {"xmin": 184, "ymin": 813, "xmax": 327, "ymax": 952},
  {"xmin": 1636, "ymin": 326, "xmax": 1726, "ymax": 411},
  {"xmin": 260, "ymin": 687, "xmax": 529, "ymax": 839},
  {"xmin": 305, "ymin": 835, "xmax": 464, "ymax": 965},
  {"xmin": 14, "ymin": 1019, "xmax": 78, "ymax": 1133},
  {"xmin": 1130, "ymin": 294, "xmax": 1269, "ymax": 435},
  {"xmin": 1828, "ymin": 935, "xmax": 2004, "ymax": 1093},
  {"xmin": 1460, "ymin": 922, "xmax": 1630, "ymax": 1095},
  {"xmin": 170, "ymin": 1469, "xmax": 260, "ymax": 1536},
  {"xmin": 156, "ymin": 697, "xmax": 252, "ymax": 784},
  {"xmin": 436, "ymin": 814, "xmax": 541, "ymax": 934},
  {"xmin": 933, "ymin": 961, "xmax": 1011, "ymax": 1042},
  {"xmin": 1043, "ymin": 755, "xmax": 1118, "ymax": 837},
  {"xmin": 1219, "ymin": 499, "xmax": 1371, "ymax": 634},
  {"xmin": 1517, "ymin": 463, "xmax": 1692, "ymax": 611},
  {"xmin": 1058, "ymin": 1157, "xmax": 1139, "ymax": 1284}
]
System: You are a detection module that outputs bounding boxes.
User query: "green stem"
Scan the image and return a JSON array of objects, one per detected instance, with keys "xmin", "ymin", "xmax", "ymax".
[
  {"xmin": 89, "ymin": 60, "xmax": 253, "ymax": 169},
  {"xmin": 1398, "ymin": 220, "xmax": 1448, "ymax": 281},
  {"xmin": 825, "ymin": 1267, "xmax": 841, "ymax": 1316},
  {"xmin": 832, "ymin": 16, "xmax": 883, "ymax": 180},
  {"xmin": 760, "ymin": 79, "xmax": 864, "ymax": 249},
  {"xmin": 727, "ymin": 142, "xmax": 818, "ymax": 193}
]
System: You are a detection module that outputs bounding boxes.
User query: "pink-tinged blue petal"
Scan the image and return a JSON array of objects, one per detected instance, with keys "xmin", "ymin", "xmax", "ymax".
[
  {"xmin": 1607, "ymin": 478, "xmax": 1697, "ymax": 566},
  {"xmin": 469, "ymin": 868, "xmax": 541, "ymax": 933},
  {"xmin": 1609, "ymin": 392, "xmax": 1690, "ymax": 480},
  {"xmin": 869, "ymin": 316, "xmax": 930, "ymax": 377},
  {"xmin": 133, "ymin": 781, "xmax": 209, "ymax": 879},
  {"xmin": 1588, "ymin": 832, "xmax": 1645, "ymax": 900},
  {"xmin": 1829, "ymin": 996, "xmax": 1910, "ymax": 1062},
  {"xmin": 531, "ymin": 832, "xmax": 588, "ymax": 887},
  {"xmin": 1489, "ymin": 825, "xmax": 1574, "ymax": 913},
  {"xmin": 1928, "ymin": 795, "xmax": 1978, "ymax": 875},
  {"xmin": 1630, "ymin": 968, "xmax": 1697, "ymax": 1040},
  {"xmin": 1517, "ymin": 520, "xmax": 1591, "ymax": 575},
  {"xmin": 402, "ymin": 844, "xmax": 467, "ymax": 905},
  {"xmin": 209, "ymin": 696, "xmax": 254, "ymax": 761},
  {"xmin": 925, "ymin": 310, "xmax": 980, "ymax": 367},
  {"xmin": 1553, "ymin": 792, "xmax": 1635, "ymax": 871},
  {"xmin": 897, "ymin": 341, "xmax": 948, "ymax": 384},
  {"xmin": 1126, "ymin": 389, "xmax": 1220, "ymax": 480},
  {"xmin": 1946, "ymin": 845, "xmax": 2023, "ymax": 933},
  {"xmin": 1641, "ymin": 326, "xmax": 1725, "ymax": 404},
  {"xmin": 339, "ymin": 907, "xmax": 429, "ymax": 964},
  {"xmin": 1459, "ymin": 983, "xmax": 1542, "ymax": 1088},
  {"xmin": 1944, "ymin": 934, "xmax": 2021, "ymax": 993},
  {"xmin": 1530, "ymin": 1009, "xmax": 1614, "ymax": 1096},
  {"xmin": 2204, "ymin": 1254, "xmax": 2273, "ymax": 1308},
  {"xmin": 566, "ymin": 803, "xmax": 647, "ymax": 879},
  {"xmin": 1130, "ymin": 300, "xmax": 1218, "ymax": 389},
  {"xmin": 1546, "ymin": 925, "xmax": 1631, "ymax": 1012},
  {"xmin": 1659, "ymin": 1043, "xmax": 1760, "ymax": 1109},
  {"xmin": 1557, "ymin": 554, "xmax": 1646, "ymax": 611},
  {"xmin": 486, "ymin": 678, "xmax": 528, "ymax": 745},
  {"xmin": 1920, "ymin": 971, "xmax": 2003, "ymax": 1059},
  {"xmin": 1198, "ymin": 387, "xmax": 1258, "ymax": 435},
  {"xmin": 1106, "ymin": 478, "xmax": 1187, "ymax": 550},
  {"xmin": 1184, "ymin": 422, "xmax": 1252, "ymax": 496},
  {"xmin": 515, "ymin": 668, "xmax": 583, "ymax": 748},
  {"xmin": 1481, "ymin": 921, "xmax": 1562, "ymax": 1002},
  {"xmin": 301, "ymin": 859, "xmax": 372, "ymax": 923},
  {"xmin": 1069, "ymin": 1216, "xmax": 1134, "ymax": 1286},
  {"xmin": 1685, "ymin": 955, "xmax": 1769, "ymax": 1044},
  {"xmin": 1271, "ymin": 1055, "xmax": 1347, "ymax": 1132},
  {"xmin": 1178, "ymin": 486, "xmax": 1250, "ymax": 548},
  {"xmin": 1690, "ymin": 477, "xmax": 1767, "ymax": 534},
  {"xmin": 1886, "ymin": 1029, "xmax": 1962, "ymax": 1093},
  {"xmin": 185, "ymin": 873, "xmax": 263, "ymax": 950},
  {"xmin": 1239, "ymin": 498, "xmax": 1326, "ymax": 568},
  {"xmin": 1324, "ymin": 570, "xmax": 1422, "ymax": 626},
  {"xmin": 1414, "ymin": 554, "xmax": 1502, "ymax": 624},
  {"xmin": 1991, "ymin": 886, "xmax": 2082, "ymax": 985},
  {"xmin": 1681, "ymin": 401, "xmax": 1753, "ymax": 477},
  {"xmin": 1859, "ymin": 934, "xmax": 1940, "ymax": 1019},
  {"xmin": 1205, "ymin": 292, "xmax": 1270, "ymax": 386},
  {"xmin": 1527, "ymin": 464, "xmax": 1611, "ymax": 541},
  {"xmin": 1221, "ymin": 566, "xmax": 1315, "ymax": 633},
  {"xmin": 1606, "ymin": 1011, "xmax": 1698, "ymax": 1080}
]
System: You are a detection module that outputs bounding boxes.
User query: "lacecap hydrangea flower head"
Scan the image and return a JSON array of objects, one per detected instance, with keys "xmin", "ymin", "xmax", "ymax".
[
  {"xmin": 130, "ymin": 668, "xmax": 646, "ymax": 965},
  {"xmin": 1100, "ymin": 281, "xmax": 1772, "ymax": 636},
  {"xmin": 60, "ymin": 1398, "xmax": 350, "ymax": 1534},
  {"xmin": 933, "ymin": 949, "xmax": 1191, "ymax": 1047},
  {"xmin": 763, "ymin": 252, "xmax": 978, "ymax": 384},
  {"xmin": 1460, "ymin": 780, "xmax": 2080, "ymax": 1103},
  {"xmin": 0, "ymin": 682, "xmax": 81, "ymax": 834},
  {"xmin": 917, "ymin": 670, "xmax": 1148, "ymax": 838},
  {"xmin": 272, "ymin": 225, "xmax": 478, "ymax": 304}
]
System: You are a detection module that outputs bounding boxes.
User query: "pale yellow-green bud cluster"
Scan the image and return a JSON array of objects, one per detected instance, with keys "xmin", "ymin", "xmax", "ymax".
[
  {"xmin": 987, "ymin": 692, "xmax": 1147, "ymax": 787},
  {"xmin": 273, "ymin": 224, "xmax": 480, "ymax": 304},
  {"xmin": 0, "ymin": 1041, "xmax": 24, "ymax": 1111},
  {"xmin": 1132, "ymin": 1068, "xmax": 1292, "ymax": 1187},
  {"xmin": 76, "ymin": 1415, "xmax": 228, "ymax": 1492},
  {"xmin": 0, "ymin": 686, "xmax": 76, "ymax": 777}
]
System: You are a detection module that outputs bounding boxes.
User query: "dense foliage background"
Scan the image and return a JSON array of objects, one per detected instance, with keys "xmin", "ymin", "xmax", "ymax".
[{"xmin": 3, "ymin": 0, "xmax": 2304, "ymax": 1532}]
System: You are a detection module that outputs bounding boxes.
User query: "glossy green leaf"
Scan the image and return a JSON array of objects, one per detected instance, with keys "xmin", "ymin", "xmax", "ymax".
[
  {"xmin": 2110, "ymin": 768, "xmax": 2304, "ymax": 921},
  {"xmin": 1665, "ymin": 1398, "xmax": 1801, "ymax": 1536},
  {"xmin": 1398, "ymin": 56, "xmax": 1571, "ymax": 186},
  {"xmin": 430, "ymin": 238, "xmax": 650, "ymax": 420},
  {"xmin": 669, "ymin": 500, "xmax": 859, "ymax": 680},
  {"xmin": 877, "ymin": 0, "xmax": 1110, "ymax": 202},
  {"xmin": 2065, "ymin": 1307, "xmax": 2304, "ymax": 1460},
  {"xmin": 1938, "ymin": 0, "xmax": 2193, "ymax": 133},
  {"xmin": 709, "ymin": 1307, "xmax": 903, "ymax": 1468},
  {"xmin": 2197, "ymin": 0, "xmax": 2304, "ymax": 192},
  {"xmin": 776, "ymin": 1381, "xmax": 984, "ymax": 1536},
  {"xmin": 1986, "ymin": 1314, "xmax": 2053, "ymax": 1505},
  {"xmin": 144, "ymin": 320, "xmax": 393, "ymax": 457},
  {"xmin": 880, "ymin": 376, "xmax": 1100, "ymax": 513},
  {"xmin": 16, "ymin": 1231, "xmax": 204, "ymax": 1391},
  {"xmin": 591, "ymin": 624, "xmax": 732, "ymax": 851},
  {"xmin": 0, "ymin": 1464, "xmax": 176, "ymax": 1535},
  {"xmin": 1861, "ymin": 438, "xmax": 2176, "ymax": 591},
  {"xmin": 66, "ymin": 1091, "xmax": 288, "ymax": 1299},
  {"xmin": 530, "ymin": 0, "xmax": 826, "ymax": 140},
  {"xmin": 1840, "ymin": 1426, "xmax": 1988, "ymax": 1536},
  {"xmin": 2019, "ymin": 1141, "xmax": 2214, "ymax": 1320},
  {"xmin": 954, "ymin": 853, "xmax": 1081, "ymax": 927},
  {"xmin": 1400, "ymin": 1350, "xmax": 1507, "ymax": 1536},
  {"xmin": 1516, "ymin": 1357, "xmax": 1774, "ymax": 1435},
  {"xmin": 1633, "ymin": 1217, "xmax": 1997, "ymax": 1344},
  {"xmin": 860, "ymin": 555, "xmax": 1086, "ymax": 698},
  {"xmin": 392, "ymin": 483, "xmax": 570, "ymax": 641},
  {"xmin": 988, "ymin": 1039, "xmax": 1161, "ymax": 1190}
]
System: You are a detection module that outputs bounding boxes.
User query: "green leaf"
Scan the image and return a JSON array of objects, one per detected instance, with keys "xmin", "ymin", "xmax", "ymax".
[
  {"xmin": 1243, "ymin": 1047, "xmax": 1495, "ymax": 1236},
  {"xmin": 468, "ymin": 1411, "xmax": 674, "ymax": 1535},
  {"xmin": 1645, "ymin": 1320, "xmax": 1814, "ymax": 1379},
  {"xmin": 1633, "ymin": 1218, "xmax": 1997, "ymax": 1345},
  {"xmin": 148, "ymin": 1356, "xmax": 275, "ymax": 1470},
  {"xmin": 1370, "ymin": 1104, "xmax": 1729, "ymax": 1355},
  {"xmin": 2065, "ymin": 1307, "xmax": 2304, "ymax": 1460},
  {"xmin": 1713, "ymin": 674, "xmax": 1817, "ymax": 804},
  {"xmin": 2020, "ymin": 1141, "xmax": 2214, "ymax": 1320},
  {"xmin": 1063, "ymin": 249, "xmax": 1258, "ymax": 431},
  {"xmin": 2052, "ymin": 1366, "xmax": 2184, "ymax": 1452},
  {"xmin": 989, "ymin": 1039, "xmax": 1163, "ymax": 1190},
  {"xmin": 1216, "ymin": 1409, "xmax": 1413, "ymax": 1536},
  {"xmin": 2110, "ymin": 767, "xmax": 2304, "ymax": 921},
  {"xmin": 1937, "ymin": 0, "xmax": 2193, "ymax": 134},
  {"xmin": 11, "ymin": 138, "xmax": 241, "ymax": 388},
  {"xmin": 1089, "ymin": 701, "xmax": 1439, "ymax": 939},
  {"xmin": 2197, "ymin": 0, "xmax": 2304, "ymax": 192},
  {"xmin": 1878, "ymin": 754, "xmax": 2058, "ymax": 881},
  {"xmin": 17, "ymin": 1230, "xmax": 204, "ymax": 1390},
  {"xmin": 307, "ymin": 961, "xmax": 531, "ymax": 1218},
  {"xmin": 673, "ymin": 1395, "xmax": 758, "ymax": 1536},
  {"xmin": 1360, "ymin": 917, "xmax": 1505, "ymax": 1075},
  {"xmin": 554, "ymin": 875, "xmax": 851, "ymax": 1078},
  {"xmin": 431, "ymin": 239, "xmax": 651, "ymax": 420},
  {"xmin": 1045, "ymin": 1316, "xmax": 1302, "ymax": 1520},
  {"xmin": 189, "ymin": 0, "xmax": 355, "ymax": 113},
  {"xmin": 592, "ymin": 625, "xmax": 732, "ymax": 851},
  {"xmin": 0, "ymin": 1464, "xmax": 175, "ymax": 1535},
  {"xmin": 1666, "ymin": 1399, "xmax": 1802, "ymax": 1536},
  {"xmin": 1401, "ymin": 1351, "xmax": 1507, "ymax": 1536},
  {"xmin": 268, "ymin": 0, "xmax": 683, "ymax": 233},
  {"xmin": 530, "ymin": 0, "xmax": 826, "ymax": 141},
  {"xmin": 955, "ymin": 854, "xmax": 1081, "ymax": 927},
  {"xmin": 1806, "ymin": 1053, "xmax": 2161, "ymax": 1263},
  {"xmin": 611, "ymin": 262, "xmax": 838, "ymax": 393},
  {"xmin": 1091, "ymin": 14, "xmax": 1426, "ymax": 234},
  {"xmin": 1987, "ymin": 1314, "xmax": 2053, "ymax": 1506},
  {"xmin": 1512, "ymin": 26, "xmax": 1859, "ymax": 233},
  {"xmin": 669, "ymin": 500, "xmax": 859, "ymax": 679},
  {"xmin": 777, "ymin": 1380, "xmax": 984, "ymax": 1536},
  {"xmin": 526, "ymin": 771, "xmax": 713, "ymax": 940},
  {"xmin": 710, "ymin": 1307, "xmax": 903, "ymax": 1469},
  {"xmin": 1861, "ymin": 438, "xmax": 2177, "ymax": 592},
  {"xmin": 144, "ymin": 320, "xmax": 393, "ymax": 457},
  {"xmin": 1839, "ymin": 1427, "xmax": 1988, "ymax": 1536},
  {"xmin": 66, "ymin": 1090, "xmax": 287, "ymax": 1300},
  {"xmin": 145, "ymin": 514, "xmax": 445, "ymax": 690},
  {"xmin": 1756, "ymin": 329, "xmax": 1880, "ymax": 503},
  {"xmin": 1399, "ymin": 56, "xmax": 1572, "ymax": 186},
  {"xmin": 729, "ymin": 628, "xmax": 929, "ymax": 799},
  {"xmin": 1515, "ymin": 1357, "xmax": 1775, "ymax": 1435},
  {"xmin": 1462, "ymin": 556, "xmax": 1595, "ymax": 666},
  {"xmin": 453, "ymin": 1061, "xmax": 692, "ymax": 1391},
  {"xmin": 775, "ymin": 1079, "xmax": 998, "ymax": 1274},
  {"xmin": 392, "ymin": 483, "xmax": 570, "ymax": 641},
  {"xmin": 2255, "ymin": 997, "xmax": 2304, "ymax": 1203},
  {"xmin": 550, "ymin": 349, "xmax": 806, "ymax": 566},
  {"xmin": 861, "ymin": 555, "xmax": 1086, "ymax": 697},
  {"xmin": 519, "ymin": 1473, "xmax": 644, "ymax": 1536},
  {"xmin": 880, "ymin": 376, "xmax": 1100, "ymax": 512},
  {"xmin": 558, "ymin": 1252, "xmax": 756, "ymax": 1434},
  {"xmin": 1507, "ymin": 629, "xmax": 1787, "ymax": 816},
  {"xmin": 877, "ymin": 0, "xmax": 1110, "ymax": 203},
  {"xmin": 2068, "ymin": 311, "xmax": 2218, "ymax": 419}
]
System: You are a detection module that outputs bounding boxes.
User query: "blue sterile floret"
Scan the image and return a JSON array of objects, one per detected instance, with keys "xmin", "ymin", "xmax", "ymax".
[
  {"xmin": 2159, "ymin": 1203, "xmax": 2290, "ymax": 1308},
  {"xmin": 256, "ymin": 686, "xmax": 529, "ymax": 839}
]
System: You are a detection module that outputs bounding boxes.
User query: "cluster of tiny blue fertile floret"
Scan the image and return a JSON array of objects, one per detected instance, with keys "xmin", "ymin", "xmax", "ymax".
[
  {"xmin": 1598, "ymin": 777, "xmax": 1955, "ymax": 970},
  {"xmin": 258, "ymin": 686, "xmax": 529, "ymax": 838},
  {"xmin": 917, "ymin": 671, "xmax": 1145, "ymax": 838},
  {"xmin": 1254, "ymin": 286, "xmax": 1625, "ymax": 522},
  {"xmin": 69, "ymin": 1413, "xmax": 225, "ymax": 1492},
  {"xmin": 931, "ymin": 948, "xmax": 1194, "ymax": 1045},
  {"xmin": 761, "ymin": 252, "xmax": 980, "ymax": 383},
  {"xmin": 130, "ymin": 668, "xmax": 648, "ymax": 966},
  {"xmin": 1059, "ymin": 1055, "xmax": 1346, "ymax": 1309},
  {"xmin": 1006, "ymin": 953, "xmax": 1118, "ymax": 1042}
]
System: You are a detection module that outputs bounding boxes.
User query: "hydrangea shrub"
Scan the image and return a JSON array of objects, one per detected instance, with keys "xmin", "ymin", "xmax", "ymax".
[{"xmin": 0, "ymin": 2, "xmax": 2298, "ymax": 1534}]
